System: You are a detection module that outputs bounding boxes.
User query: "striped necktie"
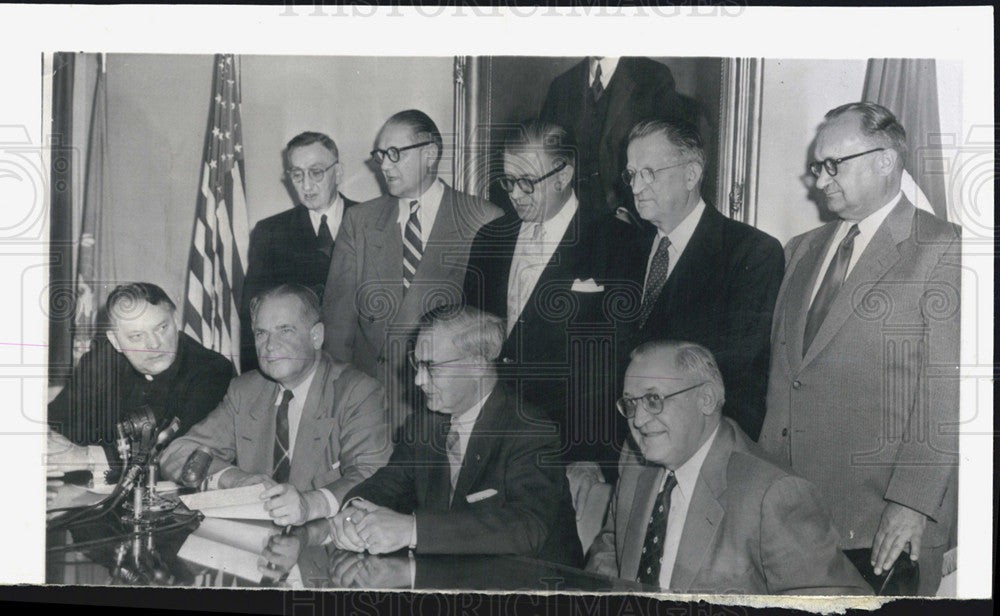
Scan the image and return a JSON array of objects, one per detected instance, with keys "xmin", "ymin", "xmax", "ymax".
[
  {"xmin": 803, "ymin": 224, "xmax": 860, "ymax": 354},
  {"xmin": 272, "ymin": 389, "xmax": 294, "ymax": 484},
  {"xmin": 403, "ymin": 199, "xmax": 423, "ymax": 289}
]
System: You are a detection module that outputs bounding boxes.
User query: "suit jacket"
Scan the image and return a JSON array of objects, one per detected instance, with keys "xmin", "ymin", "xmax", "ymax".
[
  {"xmin": 758, "ymin": 197, "xmax": 960, "ymax": 592},
  {"xmin": 241, "ymin": 196, "xmax": 357, "ymax": 371},
  {"xmin": 463, "ymin": 207, "xmax": 632, "ymax": 465},
  {"xmin": 345, "ymin": 382, "xmax": 585, "ymax": 568},
  {"xmin": 614, "ymin": 204, "xmax": 784, "ymax": 440},
  {"xmin": 586, "ymin": 418, "xmax": 871, "ymax": 595},
  {"xmin": 49, "ymin": 332, "xmax": 235, "ymax": 463},
  {"xmin": 322, "ymin": 183, "xmax": 501, "ymax": 428},
  {"xmin": 540, "ymin": 57, "xmax": 696, "ymax": 220},
  {"xmin": 161, "ymin": 354, "xmax": 391, "ymax": 503}
]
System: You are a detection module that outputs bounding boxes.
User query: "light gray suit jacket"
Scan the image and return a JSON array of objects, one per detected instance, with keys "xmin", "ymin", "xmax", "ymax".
[
  {"xmin": 162, "ymin": 354, "xmax": 391, "ymax": 504},
  {"xmin": 587, "ymin": 418, "xmax": 869, "ymax": 595},
  {"xmin": 758, "ymin": 198, "xmax": 960, "ymax": 587},
  {"xmin": 321, "ymin": 183, "xmax": 501, "ymax": 427}
]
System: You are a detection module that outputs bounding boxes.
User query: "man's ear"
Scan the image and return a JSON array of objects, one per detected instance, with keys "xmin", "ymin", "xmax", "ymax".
[
  {"xmin": 310, "ymin": 322, "xmax": 325, "ymax": 350},
  {"xmin": 876, "ymin": 148, "xmax": 899, "ymax": 177},
  {"xmin": 698, "ymin": 384, "xmax": 720, "ymax": 416},
  {"xmin": 106, "ymin": 329, "xmax": 122, "ymax": 354},
  {"xmin": 685, "ymin": 161, "xmax": 704, "ymax": 192},
  {"xmin": 333, "ymin": 162, "xmax": 345, "ymax": 186},
  {"xmin": 556, "ymin": 163, "xmax": 575, "ymax": 191}
]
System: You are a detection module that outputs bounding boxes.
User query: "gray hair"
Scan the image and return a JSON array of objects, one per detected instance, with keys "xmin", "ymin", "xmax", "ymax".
[
  {"xmin": 630, "ymin": 340, "xmax": 725, "ymax": 413},
  {"xmin": 627, "ymin": 118, "xmax": 705, "ymax": 168},
  {"xmin": 505, "ymin": 120, "xmax": 577, "ymax": 171},
  {"xmin": 419, "ymin": 304, "xmax": 505, "ymax": 362},
  {"xmin": 824, "ymin": 101, "xmax": 907, "ymax": 165},
  {"xmin": 249, "ymin": 284, "xmax": 322, "ymax": 326}
]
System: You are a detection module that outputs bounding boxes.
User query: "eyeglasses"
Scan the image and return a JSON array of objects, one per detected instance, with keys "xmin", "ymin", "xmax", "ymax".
[
  {"xmin": 808, "ymin": 148, "xmax": 885, "ymax": 178},
  {"xmin": 371, "ymin": 141, "xmax": 435, "ymax": 164},
  {"xmin": 621, "ymin": 160, "xmax": 692, "ymax": 186},
  {"xmin": 615, "ymin": 382, "xmax": 705, "ymax": 419},
  {"xmin": 407, "ymin": 350, "xmax": 469, "ymax": 374},
  {"xmin": 498, "ymin": 162, "xmax": 567, "ymax": 194},
  {"xmin": 286, "ymin": 162, "xmax": 337, "ymax": 184}
]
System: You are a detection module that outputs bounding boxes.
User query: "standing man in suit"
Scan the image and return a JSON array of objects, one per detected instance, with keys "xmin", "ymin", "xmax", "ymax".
[
  {"xmin": 617, "ymin": 119, "xmax": 784, "ymax": 440},
  {"xmin": 587, "ymin": 341, "xmax": 869, "ymax": 595},
  {"xmin": 162, "ymin": 284, "xmax": 391, "ymax": 527},
  {"xmin": 241, "ymin": 132, "xmax": 357, "ymax": 372},
  {"xmin": 540, "ymin": 57, "xmax": 695, "ymax": 223},
  {"xmin": 758, "ymin": 102, "xmax": 961, "ymax": 595},
  {"xmin": 328, "ymin": 305, "xmax": 583, "ymax": 567},
  {"xmin": 47, "ymin": 282, "xmax": 235, "ymax": 478},
  {"xmin": 464, "ymin": 121, "xmax": 629, "ymax": 468},
  {"xmin": 322, "ymin": 110, "xmax": 501, "ymax": 430}
]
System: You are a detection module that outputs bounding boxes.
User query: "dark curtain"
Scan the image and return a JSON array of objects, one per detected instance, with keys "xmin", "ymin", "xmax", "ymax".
[{"xmin": 48, "ymin": 52, "xmax": 75, "ymax": 381}]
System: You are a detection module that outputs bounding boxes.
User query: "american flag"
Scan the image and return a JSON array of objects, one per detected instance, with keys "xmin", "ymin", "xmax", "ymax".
[{"xmin": 182, "ymin": 54, "xmax": 250, "ymax": 370}]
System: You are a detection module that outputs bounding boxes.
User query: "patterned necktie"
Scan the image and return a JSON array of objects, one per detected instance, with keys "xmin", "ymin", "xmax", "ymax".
[
  {"xmin": 591, "ymin": 62, "xmax": 604, "ymax": 101},
  {"xmin": 403, "ymin": 199, "xmax": 423, "ymax": 289},
  {"xmin": 803, "ymin": 224, "xmax": 860, "ymax": 354},
  {"xmin": 636, "ymin": 472, "xmax": 677, "ymax": 587},
  {"xmin": 272, "ymin": 389, "xmax": 294, "ymax": 484},
  {"xmin": 445, "ymin": 421, "xmax": 462, "ymax": 500},
  {"xmin": 317, "ymin": 213, "xmax": 334, "ymax": 258},
  {"xmin": 637, "ymin": 236, "xmax": 672, "ymax": 329}
]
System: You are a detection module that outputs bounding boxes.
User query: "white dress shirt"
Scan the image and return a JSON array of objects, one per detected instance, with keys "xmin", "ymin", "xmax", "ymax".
[
  {"xmin": 506, "ymin": 193, "xmax": 579, "ymax": 333},
  {"xmin": 808, "ymin": 191, "xmax": 902, "ymax": 306},
  {"xmin": 396, "ymin": 178, "xmax": 446, "ymax": 245},
  {"xmin": 447, "ymin": 389, "xmax": 493, "ymax": 467},
  {"xmin": 590, "ymin": 57, "xmax": 620, "ymax": 87},
  {"xmin": 658, "ymin": 422, "xmax": 721, "ymax": 589},
  {"xmin": 306, "ymin": 193, "xmax": 345, "ymax": 240},
  {"xmin": 644, "ymin": 199, "xmax": 706, "ymax": 289}
]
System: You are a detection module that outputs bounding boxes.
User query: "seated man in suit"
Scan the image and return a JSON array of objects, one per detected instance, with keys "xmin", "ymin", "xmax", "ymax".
[
  {"xmin": 322, "ymin": 110, "xmax": 501, "ymax": 431},
  {"xmin": 241, "ymin": 131, "xmax": 357, "ymax": 372},
  {"xmin": 161, "ymin": 284, "xmax": 391, "ymax": 526},
  {"xmin": 463, "ymin": 120, "xmax": 630, "ymax": 469},
  {"xmin": 47, "ymin": 282, "xmax": 235, "ymax": 479},
  {"xmin": 328, "ymin": 305, "xmax": 584, "ymax": 567},
  {"xmin": 587, "ymin": 340, "xmax": 870, "ymax": 595}
]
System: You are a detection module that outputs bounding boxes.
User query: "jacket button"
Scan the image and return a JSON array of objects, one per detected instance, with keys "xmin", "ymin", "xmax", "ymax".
[
  {"xmin": 792, "ymin": 380, "xmax": 801, "ymax": 389},
  {"xmin": 781, "ymin": 428, "xmax": 788, "ymax": 437}
]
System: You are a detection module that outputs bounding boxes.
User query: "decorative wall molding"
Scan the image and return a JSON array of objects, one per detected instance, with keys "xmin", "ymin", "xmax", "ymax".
[{"xmin": 717, "ymin": 58, "xmax": 764, "ymax": 225}]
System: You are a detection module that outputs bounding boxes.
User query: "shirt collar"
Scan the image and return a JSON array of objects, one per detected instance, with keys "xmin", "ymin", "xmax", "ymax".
[
  {"xmin": 851, "ymin": 190, "xmax": 902, "ymax": 237},
  {"xmin": 306, "ymin": 193, "xmax": 344, "ymax": 228},
  {"xmin": 658, "ymin": 198, "xmax": 706, "ymax": 257},
  {"xmin": 670, "ymin": 422, "xmax": 720, "ymax": 502},
  {"xmin": 449, "ymin": 389, "xmax": 492, "ymax": 431},
  {"xmin": 590, "ymin": 57, "xmax": 620, "ymax": 85},
  {"xmin": 396, "ymin": 178, "xmax": 445, "ymax": 227},
  {"xmin": 275, "ymin": 359, "xmax": 319, "ymax": 406},
  {"xmin": 519, "ymin": 191, "xmax": 579, "ymax": 241}
]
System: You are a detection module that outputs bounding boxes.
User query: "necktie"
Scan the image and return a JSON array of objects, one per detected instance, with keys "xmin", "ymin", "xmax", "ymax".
[
  {"xmin": 272, "ymin": 389, "xmax": 294, "ymax": 484},
  {"xmin": 591, "ymin": 62, "xmax": 604, "ymax": 101},
  {"xmin": 403, "ymin": 199, "xmax": 423, "ymax": 289},
  {"xmin": 803, "ymin": 224, "xmax": 860, "ymax": 354},
  {"xmin": 445, "ymin": 421, "xmax": 462, "ymax": 501},
  {"xmin": 637, "ymin": 236, "xmax": 671, "ymax": 329},
  {"xmin": 636, "ymin": 472, "xmax": 677, "ymax": 587},
  {"xmin": 317, "ymin": 213, "xmax": 334, "ymax": 258}
]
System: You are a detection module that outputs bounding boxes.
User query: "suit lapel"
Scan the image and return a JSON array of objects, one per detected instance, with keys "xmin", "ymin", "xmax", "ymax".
[
  {"xmin": 450, "ymin": 385, "xmax": 507, "ymax": 505},
  {"xmin": 668, "ymin": 421, "xmax": 731, "ymax": 592},
  {"xmin": 244, "ymin": 379, "xmax": 282, "ymax": 474},
  {"xmin": 289, "ymin": 358, "xmax": 342, "ymax": 489},
  {"xmin": 367, "ymin": 196, "xmax": 403, "ymax": 285},
  {"xmin": 783, "ymin": 223, "xmax": 839, "ymax": 368},
  {"xmin": 660, "ymin": 206, "xmax": 722, "ymax": 313},
  {"xmin": 800, "ymin": 200, "xmax": 913, "ymax": 369},
  {"xmin": 293, "ymin": 206, "xmax": 319, "ymax": 251},
  {"xmin": 397, "ymin": 185, "xmax": 462, "ymax": 326},
  {"xmin": 621, "ymin": 463, "xmax": 664, "ymax": 580},
  {"xmin": 420, "ymin": 411, "xmax": 453, "ymax": 511},
  {"xmin": 598, "ymin": 60, "xmax": 637, "ymax": 158}
]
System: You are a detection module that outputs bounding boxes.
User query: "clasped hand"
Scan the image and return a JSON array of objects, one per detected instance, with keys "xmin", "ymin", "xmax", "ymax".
[{"xmin": 330, "ymin": 499, "xmax": 413, "ymax": 555}]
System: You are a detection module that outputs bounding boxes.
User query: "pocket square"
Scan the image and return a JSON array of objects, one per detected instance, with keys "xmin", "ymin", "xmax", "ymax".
[
  {"xmin": 465, "ymin": 488, "xmax": 498, "ymax": 503},
  {"xmin": 571, "ymin": 278, "xmax": 604, "ymax": 293}
]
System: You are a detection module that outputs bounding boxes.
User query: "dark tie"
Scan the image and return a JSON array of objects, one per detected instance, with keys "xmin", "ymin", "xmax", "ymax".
[
  {"xmin": 403, "ymin": 199, "xmax": 422, "ymax": 289},
  {"xmin": 317, "ymin": 213, "xmax": 334, "ymax": 258},
  {"xmin": 637, "ymin": 236, "xmax": 671, "ymax": 329},
  {"xmin": 636, "ymin": 472, "xmax": 677, "ymax": 587},
  {"xmin": 803, "ymin": 224, "xmax": 860, "ymax": 354},
  {"xmin": 272, "ymin": 389, "xmax": 294, "ymax": 484},
  {"xmin": 591, "ymin": 62, "xmax": 604, "ymax": 101},
  {"xmin": 446, "ymin": 422, "xmax": 462, "ymax": 501}
]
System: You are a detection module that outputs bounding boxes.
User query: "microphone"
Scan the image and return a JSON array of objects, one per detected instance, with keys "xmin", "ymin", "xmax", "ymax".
[
  {"xmin": 180, "ymin": 447, "xmax": 213, "ymax": 488},
  {"xmin": 155, "ymin": 417, "xmax": 181, "ymax": 447}
]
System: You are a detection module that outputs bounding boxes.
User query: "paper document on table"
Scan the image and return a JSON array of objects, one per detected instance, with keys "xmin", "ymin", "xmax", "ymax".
[
  {"xmin": 179, "ymin": 485, "xmax": 269, "ymax": 519},
  {"xmin": 177, "ymin": 519, "xmax": 275, "ymax": 584}
]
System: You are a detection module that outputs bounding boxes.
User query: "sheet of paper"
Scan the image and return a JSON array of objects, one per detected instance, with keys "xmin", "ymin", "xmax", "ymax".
[
  {"xmin": 194, "ymin": 518, "xmax": 275, "ymax": 553},
  {"xmin": 179, "ymin": 484, "xmax": 266, "ymax": 512},
  {"xmin": 176, "ymin": 533, "xmax": 264, "ymax": 584}
]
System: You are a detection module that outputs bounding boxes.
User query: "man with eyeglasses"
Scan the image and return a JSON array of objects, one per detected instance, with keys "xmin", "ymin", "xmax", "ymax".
[
  {"xmin": 463, "ymin": 121, "xmax": 632, "ymax": 475},
  {"xmin": 241, "ymin": 132, "xmax": 358, "ymax": 372},
  {"xmin": 322, "ymin": 110, "xmax": 501, "ymax": 433},
  {"xmin": 328, "ymin": 305, "xmax": 583, "ymax": 567},
  {"xmin": 614, "ymin": 118, "xmax": 784, "ymax": 443},
  {"xmin": 586, "ymin": 340, "xmax": 869, "ymax": 595},
  {"xmin": 758, "ymin": 102, "xmax": 961, "ymax": 595}
]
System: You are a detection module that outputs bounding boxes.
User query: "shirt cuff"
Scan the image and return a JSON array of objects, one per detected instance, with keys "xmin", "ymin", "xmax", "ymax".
[
  {"xmin": 319, "ymin": 488, "xmax": 340, "ymax": 517},
  {"xmin": 87, "ymin": 445, "xmax": 110, "ymax": 484},
  {"xmin": 206, "ymin": 465, "xmax": 238, "ymax": 490}
]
